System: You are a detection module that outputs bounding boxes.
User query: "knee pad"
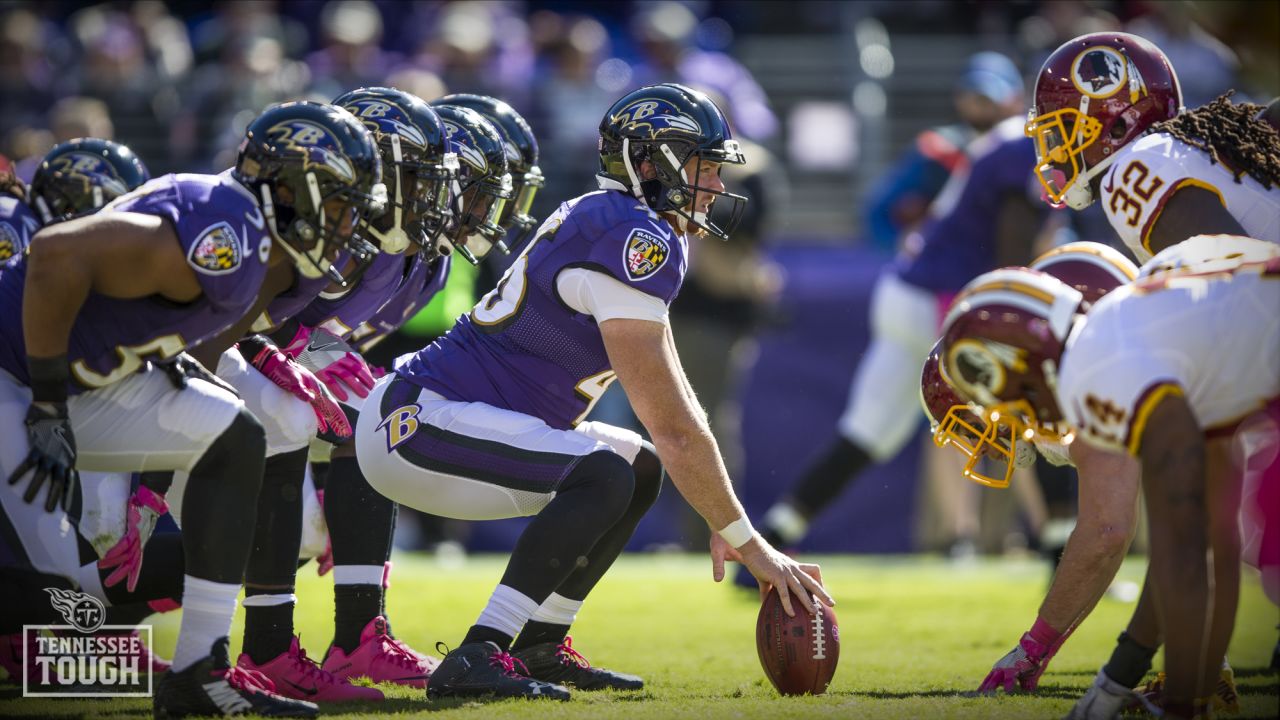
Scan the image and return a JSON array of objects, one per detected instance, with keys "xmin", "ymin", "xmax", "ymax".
[
  {"xmin": 562, "ymin": 450, "xmax": 636, "ymax": 520},
  {"xmin": 631, "ymin": 443, "xmax": 664, "ymax": 512},
  {"xmin": 191, "ymin": 408, "xmax": 266, "ymax": 497}
]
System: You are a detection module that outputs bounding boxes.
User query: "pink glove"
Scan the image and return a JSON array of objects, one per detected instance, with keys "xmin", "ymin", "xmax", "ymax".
[
  {"xmin": 315, "ymin": 352, "xmax": 375, "ymax": 402},
  {"xmin": 978, "ymin": 617, "xmax": 1066, "ymax": 694},
  {"xmin": 98, "ymin": 486, "xmax": 168, "ymax": 592},
  {"xmin": 240, "ymin": 338, "xmax": 352, "ymax": 439},
  {"xmin": 370, "ymin": 365, "xmax": 387, "ymax": 380},
  {"xmin": 278, "ymin": 323, "xmax": 313, "ymax": 359},
  {"xmin": 315, "ymin": 489, "xmax": 334, "ymax": 576}
]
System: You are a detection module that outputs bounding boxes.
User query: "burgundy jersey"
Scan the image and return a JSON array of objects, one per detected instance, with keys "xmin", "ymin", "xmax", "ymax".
[
  {"xmin": 0, "ymin": 173, "xmax": 269, "ymax": 392},
  {"xmin": 397, "ymin": 189, "xmax": 688, "ymax": 429}
]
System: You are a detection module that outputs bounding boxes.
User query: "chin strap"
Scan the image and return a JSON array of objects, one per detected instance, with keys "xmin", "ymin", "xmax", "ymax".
[
  {"xmin": 364, "ymin": 134, "xmax": 410, "ymax": 254},
  {"xmin": 621, "ymin": 138, "xmax": 644, "ymax": 200}
]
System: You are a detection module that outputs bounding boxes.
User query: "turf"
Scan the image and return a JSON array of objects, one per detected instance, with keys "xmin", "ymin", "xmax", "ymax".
[{"xmin": 2, "ymin": 554, "xmax": 1277, "ymax": 719}]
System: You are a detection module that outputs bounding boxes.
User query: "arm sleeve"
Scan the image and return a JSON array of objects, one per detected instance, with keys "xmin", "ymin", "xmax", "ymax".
[{"xmin": 556, "ymin": 268, "xmax": 670, "ymax": 323}]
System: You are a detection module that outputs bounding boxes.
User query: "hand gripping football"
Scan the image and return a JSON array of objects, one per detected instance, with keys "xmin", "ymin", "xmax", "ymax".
[{"xmin": 756, "ymin": 588, "xmax": 840, "ymax": 695}]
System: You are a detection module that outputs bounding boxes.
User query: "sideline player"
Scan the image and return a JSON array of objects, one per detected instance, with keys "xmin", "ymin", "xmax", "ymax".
[
  {"xmin": 355, "ymin": 83, "xmax": 832, "ymax": 700},
  {"xmin": 937, "ymin": 252, "xmax": 1279, "ymax": 719},
  {"xmin": 745, "ymin": 106, "xmax": 1045, "ymax": 568},
  {"xmin": 0, "ymin": 154, "xmax": 41, "ymax": 262},
  {"xmin": 1025, "ymin": 32, "xmax": 1279, "ymax": 262},
  {"xmin": 0, "ymin": 99, "xmax": 383, "ymax": 717}
]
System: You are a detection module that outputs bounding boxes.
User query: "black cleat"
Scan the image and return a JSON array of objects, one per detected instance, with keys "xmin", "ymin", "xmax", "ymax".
[
  {"xmin": 426, "ymin": 641, "xmax": 570, "ymax": 701},
  {"xmin": 154, "ymin": 637, "xmax": 318, "ymax": 718},
  {"xmin": 512, "ymin": 635, "xmax": 643, "ymax": 691}
]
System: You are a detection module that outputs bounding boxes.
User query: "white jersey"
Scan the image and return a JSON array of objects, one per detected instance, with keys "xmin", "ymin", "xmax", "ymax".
[
  {"xmin": 1099, "ymin": 132, "xmax": 1280, "ymax": 262},
  {"xmin": 1137, "ymin": 233, "xmax": 1280, "ymax": 279},
  {"xmin": 1057, "ymin": 258, "xmax": 1280, "ymax": 454}
]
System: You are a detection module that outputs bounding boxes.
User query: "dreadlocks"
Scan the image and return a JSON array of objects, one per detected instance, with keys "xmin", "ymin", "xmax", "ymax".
[{"xmin": 1152, "ymin": 91, "xmax": 1280, "ymax": 190}]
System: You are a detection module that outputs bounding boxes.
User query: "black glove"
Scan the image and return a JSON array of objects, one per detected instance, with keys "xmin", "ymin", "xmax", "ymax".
[
  {"xmin": 157, "ymin": 353, "xmax": 239, "ymax": 397},
  {"xmin": 9, "ymin": 401, "xmax": 79, "ymax": 512}
]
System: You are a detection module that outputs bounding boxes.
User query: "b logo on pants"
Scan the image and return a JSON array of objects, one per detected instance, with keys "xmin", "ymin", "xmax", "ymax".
[{"xmin": 378, "ymin": 404, "xmax": 421, "ymax": 452}]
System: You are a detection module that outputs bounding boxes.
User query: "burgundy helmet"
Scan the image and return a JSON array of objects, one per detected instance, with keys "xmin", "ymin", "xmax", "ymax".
[
  {"xmin": 0, "ymin": 153, "xmax": 24, "ymax": 201},
  {"xmin": 1025, "ymin": 32, "xmax": 1182, "ymax": 209},
  {"xmin": 922, "ymin": 340, "xmax": 1040, "ymax": 488},
  {"xmin": 939, "ymin": 267, "xmax": 1085, "ymax": 444},
  {"xmin": 1029, "ymin": 241, "xmax": 1137, "ymax": 309}
]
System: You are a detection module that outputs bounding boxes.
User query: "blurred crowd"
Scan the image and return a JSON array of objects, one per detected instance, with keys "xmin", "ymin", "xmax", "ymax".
[{"xmin": 1, "ymin": 0, "xmax": 1270, "ymax": 554}]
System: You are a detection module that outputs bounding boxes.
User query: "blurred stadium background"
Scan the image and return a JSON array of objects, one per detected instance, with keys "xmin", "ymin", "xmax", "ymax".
[{"xmin": 2, "ymin": 0, "xmax": 1276, "ymax": 557}]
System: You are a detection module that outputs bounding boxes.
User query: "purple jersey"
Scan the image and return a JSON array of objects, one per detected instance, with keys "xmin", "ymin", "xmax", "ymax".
[
  {"xmin": 397, "ymin": 189, "xmax": 688, "ymax": 429},
  {"xmin": 895, "ymin": 116, "xmax": 1043, "ymax": 293},
  {"xmin": 295, "ymin": 249, "xmax": 404, "ymax": 340},
  {"xmin": 0, "ymin": 173, "xmax": 269, "ymax": 392},
  {"xmin": 0, "ymin": 195, "xmax": 40, "ymax": 262},
  {"xmin": 350, "ymin": 253, "xmax": 450, "ymax": 353}
]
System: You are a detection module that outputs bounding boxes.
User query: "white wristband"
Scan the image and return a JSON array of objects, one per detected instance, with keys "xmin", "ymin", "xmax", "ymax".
[{"xmin": 717, "ymin": 517, "xmax": 755, "ymax": 549}]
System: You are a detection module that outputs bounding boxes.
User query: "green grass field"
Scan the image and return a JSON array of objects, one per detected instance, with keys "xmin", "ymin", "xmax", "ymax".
[{"xmin": 3, "ymin": 554, "xmax": 1277, "ymax": 719}]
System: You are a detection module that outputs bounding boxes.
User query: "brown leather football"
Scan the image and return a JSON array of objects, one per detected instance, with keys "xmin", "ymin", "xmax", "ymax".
[{"xmin": 755, "ymin": 588, "xmax": 839, "ymax": 695}]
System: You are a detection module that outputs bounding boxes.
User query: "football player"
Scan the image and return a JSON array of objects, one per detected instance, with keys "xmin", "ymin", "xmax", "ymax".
[
  {"xmin": 0, "ymin": 154, "xmax": 40, "ymax": 262},
  {"xmin": 0, "ymin": 100, "xmax": 382, "ymax": 717},
  {"xmin": 744, "ymin": 106, "xmax": 1046, "ymax": 573},
  {"xmin": 353, "ymin": 83, "xmax": 832, "ymax": 701},
  {"xmin": 433, "ymin": 93, "xmax": 545, "ymax": 251},
  {"xmin": 924, "ymin": 242, "xmax": 1234, "ymax": 712},
  {"xmin": 29, "ymin": 138, "xmax": 151, "ymax": 225},
  {"xmin": 937, "ymin": 251, "xmax": 1279, "ymax": 719},
  {"xmin": 127, "ymin": 101, "xmax": 404, "ymax": 705},
  {"xmin": 1025, "ymin": 32, "xmax": 1280, "ymax": 262},
  {"xmin": 219, "ymin": 86, "xmax": 461, "ymax": 697}
]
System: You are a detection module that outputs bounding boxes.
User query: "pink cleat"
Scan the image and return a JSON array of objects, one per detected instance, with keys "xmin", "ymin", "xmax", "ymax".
[
  {"xmin": 322, "ymin": 617, "xmax": 438, "ymax": 689},
  {"xmin": 237, "ymin": 636, "xmax": 384, "ymax": 703},
  {"xmin": 0, "ymin": 633, "xmax": 40, "ymax": 685}
]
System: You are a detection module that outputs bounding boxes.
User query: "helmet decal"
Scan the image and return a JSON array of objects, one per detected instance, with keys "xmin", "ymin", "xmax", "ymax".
[
  {"xmin": 1071, "ymin": 46, "xmax": 1128, "ymax": 99},
  {"xmin": 947, "ymin": 338, "xmax": 1023, "ymax": 406},
  {"xmin": 443, "ymin": 120, "xmax": 488, "ymax": 173},
  {"xmin": 343, "ymin": 98, "xmax": 429, "ymax": 150},
  {"xmin": 267, "ymin": 120, "xmax": 356, "ymax": 183},
  {"xmin": 609, "ymin": 99, "xmax": 702, "ymax": 139},
  {"xmin": 50, "ymin": 152, "xmax": 129, "ymax": 198}
]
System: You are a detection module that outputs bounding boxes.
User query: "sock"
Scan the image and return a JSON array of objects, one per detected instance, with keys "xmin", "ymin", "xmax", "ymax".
[
  {"xmin": 762, "ymin": 502, "xmax": 809, "ymax": 546},
  {"xmin": 462, "ymin": 625, "xmax": 516, "ymax": 651},
  {"xmin": 786, "ymin": 436, "xmax": 872, "ymax": 520},
  {"xmin": 171, "ymin": 575, "xmax": 240, "ymax": 673},
  {"xmin": 332, "ymin": 581, "xmax": 383, "ymax": 654},
  {"xmin": 466, "ymin": 585, "xmax": 539, "ymax": 651},
  {"xmin": 241, "ymin": 593, "xmax": 296, "ymax": 663},
  {"xmin": 513, "ymin": 621, "xmax": 571, "ymax": 651},
  {"xmin": 513, "ymin": 593, "xmax": 583, "ymax": 651},
  {"xmin": 103, "ymin": 603, "xmax": 156, "ymax": 629},
  {"xmin": 1102, "ymin": 631, "xmax": 1158, "ymax": 687},
  {"xmin": 326, "ymin": 456, "xmax": 396, "ymax": 650}
]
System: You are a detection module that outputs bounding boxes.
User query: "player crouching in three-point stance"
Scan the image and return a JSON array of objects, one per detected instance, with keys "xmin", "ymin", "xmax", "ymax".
[
  {"xmin": 936, "ymin": 250, "xmax": 1279, "ymax": 720},
  {"xmin": 0, "ymin": 99, "xmax": 385, "ymax": 718},
  {"xmin": 354, "ymin": 83, "xmax": 833, "ymax": 700}
]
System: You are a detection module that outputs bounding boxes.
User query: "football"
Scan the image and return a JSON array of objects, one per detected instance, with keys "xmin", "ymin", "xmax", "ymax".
[{"xmin": 755, "ymin": 588, "xmax": 840, "ymax": 695}]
